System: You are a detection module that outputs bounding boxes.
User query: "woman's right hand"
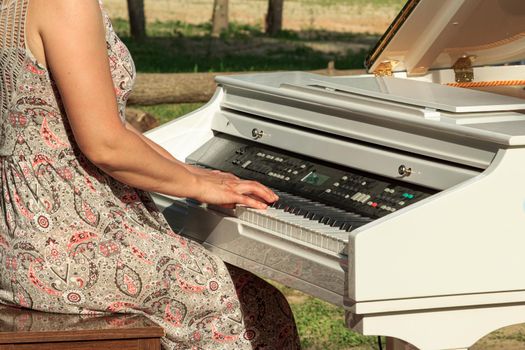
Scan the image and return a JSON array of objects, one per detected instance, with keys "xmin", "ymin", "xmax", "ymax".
[{"xmin": 193, "ymin": 174, "xmax": 278, "ymax": 209}]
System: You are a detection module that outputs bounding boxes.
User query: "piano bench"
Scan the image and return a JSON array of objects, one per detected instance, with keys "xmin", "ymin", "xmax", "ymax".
[{"xmin": 0, "ymin": 305, "xmax": 164, "ymax": 350}]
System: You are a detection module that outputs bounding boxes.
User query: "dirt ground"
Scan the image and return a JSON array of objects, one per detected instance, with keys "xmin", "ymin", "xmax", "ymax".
[{"xmin": 103, "ymin": 0, "xmax": 401, "ymax": 35}]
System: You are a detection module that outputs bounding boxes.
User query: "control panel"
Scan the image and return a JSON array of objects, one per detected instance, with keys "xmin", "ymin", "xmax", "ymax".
[{"xmin": 187, "ymin": 135, "xmax": 436, "ymax": 219}]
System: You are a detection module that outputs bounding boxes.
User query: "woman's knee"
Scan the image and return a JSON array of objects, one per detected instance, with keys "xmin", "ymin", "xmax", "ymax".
[{"xmin": 226, "ymin": 264, "xmax": 294, "ymax": 321}]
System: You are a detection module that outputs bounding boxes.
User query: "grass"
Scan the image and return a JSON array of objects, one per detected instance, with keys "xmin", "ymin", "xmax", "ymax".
[
  {"xmin": 293, "ymin": 299, "xmax": 375, "ymax": 349},
  {"xmin": 272, "ymin": 283, "xmax": 380, "ymax": 350},
  {"xmin": 292, "ymin": 298, "xmax": 378, "ymax": 349},
  {"xmin": 139, "ymin": 103, "xmax": 204, "ymax": 125},
  {"xmin": 113, "ymin": 18, "xmax": 374, "ymax": 73}
]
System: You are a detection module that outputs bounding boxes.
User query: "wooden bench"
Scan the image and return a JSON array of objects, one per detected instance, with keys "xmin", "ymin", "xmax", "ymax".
[{"xmin": 0, "ymin": 305, "xmax": 164, "ymax": 350}]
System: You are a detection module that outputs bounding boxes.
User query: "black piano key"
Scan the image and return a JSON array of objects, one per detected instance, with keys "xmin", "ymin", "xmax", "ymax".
[
  {"xmin": 307, "ymin": 212, "xmax": 324, "ymax": 221},
  {"xmin": 268, "ymin": 189, "xmax": 372, "ymax": 232},
  {"xmin": 319, "ymin": 216, "xmax": 331, "ymax": 225},
  {"xmin": 290, "ymin": 206, "xmax": 305, "ymax": 215},
  {"xmin": 340, "ymin": 222, "xmax": 353, "ymax": 232},
  {"xmin": 293, "ymin": 207, "xmax": 309, "ymax": 216},
  {"xmin": 324, "ymin": 214, "xmax": 354, "ymax": 227},
  {"xmin": 331, "ymin": 219, "xmax": 346, "ymax": 228},
  {"xmin": 274, "ymin": 201, "xmax": 287, "ymax": 209}
]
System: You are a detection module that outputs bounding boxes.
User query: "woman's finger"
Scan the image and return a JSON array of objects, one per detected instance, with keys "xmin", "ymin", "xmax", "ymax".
[
  {"xmin": 219, "ymin": 203, "xmax": 236, "ymax": 209},
  {"xmin": 232, "ymin": 192, "xmax": 268, "ymax": 209},
  {"xmin": 243, "ymin": 180, "xmax": 278, "ymax": 201},
  {"xmin": 230, "ymin": 181, "xmax": 277, "ymax": 203}
]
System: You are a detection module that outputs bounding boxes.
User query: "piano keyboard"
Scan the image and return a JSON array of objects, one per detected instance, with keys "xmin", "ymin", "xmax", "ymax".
[
  {"xmin": 181, "ymin": 134, "xmax": 434, "ymax": 259},
  {"xmin": 235, "ymin": 190, "xmax": 373, "ymax": 255},
  {"xmin": 152, "ymin": 133, "xmax": 436, "ymax": 305}
]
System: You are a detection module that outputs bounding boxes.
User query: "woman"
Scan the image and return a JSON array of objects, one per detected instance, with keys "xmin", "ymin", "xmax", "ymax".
[{"xmin": 0, "ymin": 0, "xmax": 300, "ymax": 348}]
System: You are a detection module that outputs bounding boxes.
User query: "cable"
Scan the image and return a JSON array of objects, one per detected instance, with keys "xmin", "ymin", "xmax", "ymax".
[{"xmin": 378, "ymin": 336, "xmax": 383, "ymax": 350}]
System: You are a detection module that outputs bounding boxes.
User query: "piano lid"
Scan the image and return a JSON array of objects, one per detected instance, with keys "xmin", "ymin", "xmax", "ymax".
[{"xmin": 365, "ymin": 0, "xmax": 525, "ymax": 76}]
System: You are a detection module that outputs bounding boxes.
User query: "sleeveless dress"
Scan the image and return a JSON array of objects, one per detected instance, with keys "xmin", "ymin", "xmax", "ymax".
[{"xmin": 0, "ymin": 1, "xmax": 300, "ymax": 349}]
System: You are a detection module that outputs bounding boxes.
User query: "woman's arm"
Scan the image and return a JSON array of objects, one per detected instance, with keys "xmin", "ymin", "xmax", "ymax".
[
  {"xmin": 34, "ymin": 0, "xmax": 275, "ymax": 208},
  {"xmin": 124, "ymin": 122, "xmax": 180, "ymax": 163},
  {"xmin": 124, "ymin": 122, "xmax": 235, "ymax": 178},
  {"xmin": 124, "ymin": 122, "xmax": 239, "ymax": 181}
]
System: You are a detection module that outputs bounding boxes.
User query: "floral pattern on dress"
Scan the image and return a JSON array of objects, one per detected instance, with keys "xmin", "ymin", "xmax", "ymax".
[{"xmin": 0, "ymin": 1, "xmax": 299, "ymax": 349}]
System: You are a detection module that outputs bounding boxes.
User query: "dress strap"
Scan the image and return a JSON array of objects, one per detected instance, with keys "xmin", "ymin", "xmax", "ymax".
[
  {"xmin": 0, "ymin": 0, "xmax": 29, "ymax": 51},
  {"xmin": 0, "ymin": 0, "xmax": 30, "ymax": 115}
]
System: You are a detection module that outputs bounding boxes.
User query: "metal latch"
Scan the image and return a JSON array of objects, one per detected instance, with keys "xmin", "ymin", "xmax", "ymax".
[
  {"xmin": 398, "ymin": 165, "xmax": 412, "ymax": 177},
  {"xmin": 251, "ymin": 128, "xmax": 264, "ymax": 139},
  {"xmin": 453, "ymin": 55, "xmax": 476, "ymax": 83},
  {"xmin": 373, "ymin": 60, "xmax": 399, "ymax": 77}
]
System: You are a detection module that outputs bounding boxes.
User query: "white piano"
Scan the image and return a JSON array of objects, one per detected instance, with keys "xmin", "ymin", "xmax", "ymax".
[{"xmin": 146, "ymin": 0, "xmax": 525, "ymax": 349}]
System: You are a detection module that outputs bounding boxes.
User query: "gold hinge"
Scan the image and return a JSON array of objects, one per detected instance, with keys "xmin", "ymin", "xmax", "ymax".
[
  {"xmin": 373, "ymin": 60, "xmax": 399, "ymax": 77},
  {"xmin": 453, "ymin": 55, "xmax": 476, "ymax": 83}
]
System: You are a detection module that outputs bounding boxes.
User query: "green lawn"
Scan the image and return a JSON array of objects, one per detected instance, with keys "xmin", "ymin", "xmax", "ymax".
[
  {"xmin": 292, "ymin": 298, "xmax": 378, "ymax": 349},
  {"xmin": 113, "ymin": 19, "xmax": 376, "ymax": 73},
  {"xmin": 139, "ymin": 103, "xmax": 205, "ymax": 125}
]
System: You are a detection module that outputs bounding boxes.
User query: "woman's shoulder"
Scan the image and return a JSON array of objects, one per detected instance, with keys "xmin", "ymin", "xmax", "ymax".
[
  {"xmin": 32, "ymin": 0, "xmax": 102, "ymax": 18},
  {"xmin": 31, "ymin": 0, "xmax": 104, "ymax": 33}
]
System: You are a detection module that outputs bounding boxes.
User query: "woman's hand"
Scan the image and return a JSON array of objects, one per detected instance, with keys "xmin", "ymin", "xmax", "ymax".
[
  {"xmin": 193, "ymin": 174, "xmax": 278, "ymax": 209},
  {"xmin": 189, "ymin": 166, "xmax": 238, "ymax": 180}
]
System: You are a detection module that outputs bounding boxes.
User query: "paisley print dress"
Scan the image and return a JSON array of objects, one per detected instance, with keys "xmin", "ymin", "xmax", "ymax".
[{"xmin": 0, "ymin": 1, "xmax": 299, "ymax": 349}]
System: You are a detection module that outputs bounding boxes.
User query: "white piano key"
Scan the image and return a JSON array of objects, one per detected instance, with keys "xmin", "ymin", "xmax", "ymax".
[{"xmin": 236, "ymin": 206, "xmax": 349, "ymax": 254}]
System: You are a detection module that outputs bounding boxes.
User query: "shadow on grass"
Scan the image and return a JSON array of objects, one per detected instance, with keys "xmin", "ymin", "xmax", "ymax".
[{"xmin": 113, "ymin": 18, "xmax": 379, "ymax": 73}]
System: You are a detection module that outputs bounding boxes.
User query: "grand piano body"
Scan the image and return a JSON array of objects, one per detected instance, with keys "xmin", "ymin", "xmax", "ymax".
[{"xmin": 146, "ymin": 1, "xmax": 525, "ymax": 349}]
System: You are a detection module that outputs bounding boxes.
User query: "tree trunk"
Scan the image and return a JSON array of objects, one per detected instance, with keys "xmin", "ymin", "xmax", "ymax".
[
  {"xmin": 211, "ymin": 0, "xmax": 229, "ymax": 37},
  {"xmin": 265, "ymin": 0, "xmax": 284, "ymax": 36},
  {"xmin": 128, "ymin": 68, "xmax": 365, "ymax": 105},
  {"xmin": 127, "ymin": 0, "xmax": 146, "ymax": 40}
]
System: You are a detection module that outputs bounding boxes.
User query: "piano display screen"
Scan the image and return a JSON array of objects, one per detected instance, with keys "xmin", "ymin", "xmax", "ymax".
[{"xmin": 301, "ymin": 171, "xmax": 330, "ymax": 186}]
